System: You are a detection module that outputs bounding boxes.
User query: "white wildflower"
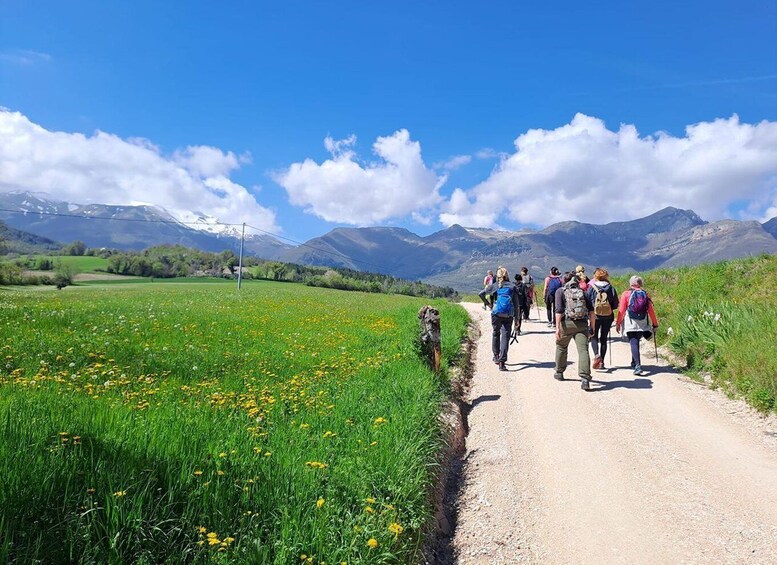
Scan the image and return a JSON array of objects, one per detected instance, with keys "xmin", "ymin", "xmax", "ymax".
[
  {"xmin": 714, "ymin": 313, "xmax": 721, "ymax": 322},
  {"xmin": 667, "ymin": 327, "xmax": 674, "ymax": 336}
]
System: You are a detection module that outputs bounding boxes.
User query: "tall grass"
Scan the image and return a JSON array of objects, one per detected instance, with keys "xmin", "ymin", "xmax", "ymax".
[{"xmin": 0, "ymin": 282, "xmax": 469, "ymax": 563}]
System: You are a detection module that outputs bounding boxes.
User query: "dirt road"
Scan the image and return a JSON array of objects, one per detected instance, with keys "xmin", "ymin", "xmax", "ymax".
[{"xmin": 451, "ymin": 302, "xmax": 777, "ymax": 564}]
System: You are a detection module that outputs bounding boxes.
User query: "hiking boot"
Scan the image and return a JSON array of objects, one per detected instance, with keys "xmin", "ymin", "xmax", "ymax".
[
  {"xmin": 598, "ymin": 362, "xmax": 606, "ymax": 371},
  {"xmin": 633, "ymin": 365, "xmax": 643, "ymax": 376},
  {"xmin": 553, "ymin": 372, "xmax": 564, "ymax": 381},
  {"xmin": 499, "ymin": 362, "xmax": 507, "ymax": 372},
  {"xmin": 493, "ymin": 355, "xmax": 498, "ymax": 364},
  {"xmin": 581, "ymin": 378, "xmax": 591, "ymax": 391},
  {"xmin": 592, "ymin": 356, "xmax": 602, "ymax": 370}
]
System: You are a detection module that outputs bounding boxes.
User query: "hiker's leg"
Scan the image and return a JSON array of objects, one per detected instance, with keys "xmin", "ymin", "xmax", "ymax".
[
  {"xmin": 627, "ymin": 332, "xmax": 642, "ymax": 367},
  {"xmin": 498, "ymin": 318, "xmax": 511, "ymax": 362},
  {"xmin": 599, "ymin": 317, "xmax": 613, "ymax": 359},
  {"xmin": 591, "ymin": 317, "xmax": 601, "ymax": 357},
  {"xmin": 491, "ymin": 316, "xmax": 500, "ymax": 359},
  {"xmin": 555, "ymin": 323, "xmax": 572, "ymax": 373},
  {"xmin": 546, "ymin": 299, "xmax": 553, "ymax": 323},
  {"xmin": 573, "ymin": 327, "xmax": 591, "ymax": 379}
]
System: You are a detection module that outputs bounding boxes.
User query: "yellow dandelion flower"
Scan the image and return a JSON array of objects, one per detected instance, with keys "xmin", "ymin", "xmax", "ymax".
[
  {"xmin": 224, "ymin": 537, "xmax": 235, "ymax": 544},
  {"xmin": 367, "ymin": 538, "xmax": 378, "ymax": 549},
  {"xmin": 219, "ymin": 452, "xmax": 227, "ymax": 458},
  {"xmin": 388, "ymin": 522, "xmax": 404, "ymax": 536},
  {"xmin": 217, "ymin": 470, "xmax": 225, "ymax": 476},
  {"xmin": 197, "ymin": 526, "xmax": 207, "ymax": 534},
  {"xmin": 113, "ymin": 490, "xmax": 126, "ymax": 497},
  {"xmin": 317, "ymin": 497, "xmax": 325, "ymax": 508},
  {"xmin": 197, "ymin": 540, "xmax": 205, "ymax": 546},
  {"xmin": 264, "ymin": 451, "xmax": 272, "ymax": 457},
  {"xmin": 373, "ymin": 417, "xmax": 386, "ymax": 425},
  {"xmin": 366, "ymin": 497, "xmax": 376, "ymax": 504},
  {"xmin": 207, "ymin": 532, "xmax": 218, "ymax": 538},
  {"xmin": 208, "ymin": 537, "xmax": 221, "ymax": 546},
  {"xmin": 300, "ymin": 555, "xmax": 307, "ymax": 561},
  {"xmin": 364, "ymin": 506, "xmax": 375, "ymax": 514},
  {"xmin": 193, "ymin": 470, "xmax": 203, "ymax": 476}
]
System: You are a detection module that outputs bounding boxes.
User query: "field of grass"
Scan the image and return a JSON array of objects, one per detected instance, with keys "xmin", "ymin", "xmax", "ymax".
[
  {"xmin": 25, "ymin": 255, "xmax": 110, "ymax": 273},
  {"xmin": 0, "ymin": 282, "xmax": 469, "ymax": 563}
]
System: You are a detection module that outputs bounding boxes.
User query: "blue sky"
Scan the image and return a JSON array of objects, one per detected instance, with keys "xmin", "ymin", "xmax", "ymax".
[{"xmin": 1, "ymin": 0, "xmax": 776, "ymax": 243}]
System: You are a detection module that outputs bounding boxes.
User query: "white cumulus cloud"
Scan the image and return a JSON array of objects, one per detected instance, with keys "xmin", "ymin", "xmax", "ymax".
[
  {"xmin": 274, "ymin": 129, "xmax": 445, "ymax": 225},
  {"xmin": 440, "ymin": 113, "xmax": 777, "ymax": 227},
  {"xmin": 0, "ymin": 109, "xmax": 278, "ymax": 232}
]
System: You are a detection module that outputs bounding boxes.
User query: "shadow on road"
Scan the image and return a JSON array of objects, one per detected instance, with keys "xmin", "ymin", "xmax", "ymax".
[
  {"xmin": 507, "ymin": 360, "xmax": 557, "ymax": 371},
  {"xmin": 589, "ymin": 377, "xmax": 653, "ymax": 391},
  {"xmin": 471, "ymin": 394, "xmax": 501, "ymax": 408}
]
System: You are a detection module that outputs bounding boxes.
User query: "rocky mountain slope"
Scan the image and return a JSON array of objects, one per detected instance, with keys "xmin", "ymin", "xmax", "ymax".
[
  {"xmin": 0, "ymin": 192, "xmax": 292, "ymax": 259},
  {"xmin": 279, "ymin": 208, "xmax": 777, "ymax": 291}
]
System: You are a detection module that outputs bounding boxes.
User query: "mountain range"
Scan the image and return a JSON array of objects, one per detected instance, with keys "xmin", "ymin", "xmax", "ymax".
[{"xmin": 2, "ymin": 191, "xmax": 776, "ymax": 291}]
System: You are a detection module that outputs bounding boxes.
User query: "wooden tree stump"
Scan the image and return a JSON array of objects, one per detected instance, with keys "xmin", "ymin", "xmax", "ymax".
[{"xmin": 418, "ymin": 305, "xmax": 441, "ymax": 372}]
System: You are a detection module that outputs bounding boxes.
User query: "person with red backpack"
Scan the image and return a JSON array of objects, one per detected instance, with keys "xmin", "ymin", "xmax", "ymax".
[
  {"xmin": 479, "ymin": 266, "xmax": 521, "ymax": 372},
  {"xmin": 616, "ymin": 275, "xmax": 659, "ymax": 376},
  {"xmin": 543, "ymin": 266, "xmax": 563, "ymax": 328}
]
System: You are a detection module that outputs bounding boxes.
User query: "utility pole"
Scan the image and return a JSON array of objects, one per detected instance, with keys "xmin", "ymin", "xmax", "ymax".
[{"xmin": 237, "ymin": 222, "xmax": 245, "ymax": 290}]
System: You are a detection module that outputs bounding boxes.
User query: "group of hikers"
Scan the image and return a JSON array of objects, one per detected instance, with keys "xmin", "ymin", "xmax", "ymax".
[{"xmin": 478, "ymin": 265, "xmax": 658, "ymax": 391}]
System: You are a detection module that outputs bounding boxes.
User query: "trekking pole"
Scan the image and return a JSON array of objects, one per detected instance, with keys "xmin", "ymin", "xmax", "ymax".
[
  {"xmin": 608, "ymin": 332, "xmax": 612, "ymax": 367},
  {"xmin": 653, "ymin": 330, "xmax": 659, "ymax": 363}
]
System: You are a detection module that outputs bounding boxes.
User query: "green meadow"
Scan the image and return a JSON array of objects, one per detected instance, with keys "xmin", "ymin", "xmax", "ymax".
[{"xmin": 0, "ymin": 282, "xmax": 469, "ymax": 563}]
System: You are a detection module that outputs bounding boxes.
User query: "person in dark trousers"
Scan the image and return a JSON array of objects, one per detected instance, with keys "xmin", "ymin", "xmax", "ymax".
[
  {"xmin": 513, "ymin": 274, "xmax": 529, "ymax": 334},
  {"xmin": 587, "ymin": 268, "xmax": 619, "ymax": 370},
  {"xmin": 543, "ymin": 267, "xmax": 563, "ymax": 327},
  {"xmin": 616, "ymin": 275, "xmax": 659, "ymax": 376},
  {"xmin": 554, "ymin": 273, "xmax": 596, "ymax": 390},
  {"xmin": 479, "ymin": 266, "xmax": 520, "ymax": 372},
  {"xmin": 520, "ymin": 266, "xmax": 535, "ymax": 320}
]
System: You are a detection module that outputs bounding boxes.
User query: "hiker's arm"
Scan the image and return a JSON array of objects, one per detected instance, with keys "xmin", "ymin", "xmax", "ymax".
[{"xmin": 615, "ymin": 291, "xmax": 628, "ymax": 331}]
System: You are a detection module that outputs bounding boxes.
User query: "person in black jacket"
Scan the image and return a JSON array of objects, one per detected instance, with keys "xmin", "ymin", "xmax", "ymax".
[
  {"xmin": 479, "ymin": 266, "xmax": 521, "ymax": 372},
  {"xmin": 513, "ymin": 274, "xmax": 529, "ymax": 334}
]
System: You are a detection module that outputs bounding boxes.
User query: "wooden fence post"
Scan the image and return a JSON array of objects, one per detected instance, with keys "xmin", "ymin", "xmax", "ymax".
[{"xmin": 418, "ymin": 305, "xmax": 441, "ymax": 372}]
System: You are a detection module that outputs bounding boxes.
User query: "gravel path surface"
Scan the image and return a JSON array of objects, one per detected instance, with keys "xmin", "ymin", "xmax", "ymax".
[{"xmin": 452, "ymin": 302, "xmax": 777, "ymax": 564}]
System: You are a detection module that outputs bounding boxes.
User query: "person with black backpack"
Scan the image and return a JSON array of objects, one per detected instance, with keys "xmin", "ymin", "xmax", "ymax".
[
  {"xmin": 513, "ymin": 273, "xmax": 529, "ymax": 334},
  {"xmin": 520, "ymin": 266, "xmax": 534, "ymax": 320},
  {"xmin": 478, "ymin": 266, "xmax": 521, "ymax": 372},
  {"xmin": 586, "ymin": 268, "xmax": 619, "ymax": 371},
  {"xmin": 543, "ymin": 267, "xmax": 563, "ymax": 328},
  {"xmin": 615, "ymin": 275, "xmax": 659, "ymax": 376},
  {"xmin": 553, "ymin": 272, "xmax": 596, "ymax": 390}
]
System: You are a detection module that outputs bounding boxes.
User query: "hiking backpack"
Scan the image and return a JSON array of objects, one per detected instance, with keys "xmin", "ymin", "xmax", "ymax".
[
  {"xmin": 546, "ymin": 276, "xmax": 562, "ymax": 301},
  {"xmin": 492, "ymin": 285, "xmax": 514, "ymax": 317},
  {"xmin": 594, "ymin": 287, "xmax": 613, "ymax": 316},
  {"xmin": 627, "ymin": 289, "xmax": 649, "ymax": 320},
  {"xmin": 563, "ymin": 285, "xmax": 588, "ymax": 320}
]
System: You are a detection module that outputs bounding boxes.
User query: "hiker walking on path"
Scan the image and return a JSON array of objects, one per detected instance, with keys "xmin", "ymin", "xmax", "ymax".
[
  {"xmin": 482, "ymin": 269, "xmax": 495, "ymax": 310},
  {"xmin": 587, "ymin": 268, "xmax": 619, "ymax": 371},
  {"xmin": 479, "ymin": 266, "xmax": 521, "ymax": 372},
  {"xmin": 543, "ymin": 267, "xmax": 563, "ymax": 327},
  {"xmin": 520, "ymin": 266, "xmax": 534, "ymax": 320},
  {"xmin": 512, "ymin": 274, "xmax": 530, "ymax": 335},
  {"xmin": 616, "ymin": 275, "xmax": 659, "ymax": 376},
  {"xmin": 554, "ymin": 272, "xmax": 596, "ymax": 390}
]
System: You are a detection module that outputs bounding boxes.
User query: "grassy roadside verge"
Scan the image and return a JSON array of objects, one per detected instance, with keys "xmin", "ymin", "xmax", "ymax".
[{"xmin": 0, "ymin": 282, "xmax": 469, "ymax": 563}]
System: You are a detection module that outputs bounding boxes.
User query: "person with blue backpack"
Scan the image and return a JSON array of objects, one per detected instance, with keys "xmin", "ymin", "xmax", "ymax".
[
  {"xmin": 478, "ymin": 266, "xmax": 521, "ymax": 372},
  {"xmin": 543, "ymin": 267, "xmax": 563, "ymax": 328},
  {"xmin": 616, "ymin": 275, "xmax": 659, "ymax": 376}
]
